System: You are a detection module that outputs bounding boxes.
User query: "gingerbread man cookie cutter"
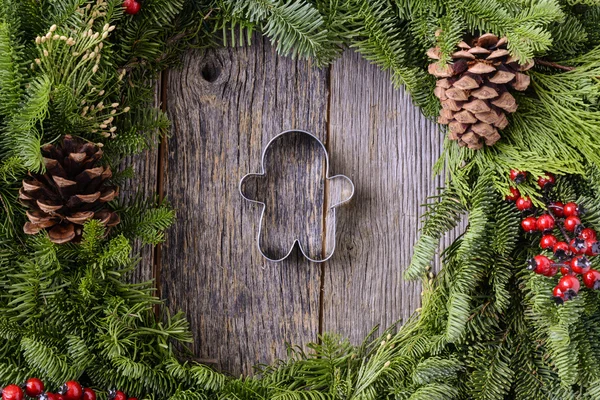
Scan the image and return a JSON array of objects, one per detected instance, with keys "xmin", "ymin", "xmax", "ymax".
[{"xmin": 239, "ymin": 130, "xmax": 354, "ymax": 263}]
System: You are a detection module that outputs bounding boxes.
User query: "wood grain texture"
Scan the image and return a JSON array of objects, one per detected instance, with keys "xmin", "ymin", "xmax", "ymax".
[
  {"xmin": 322, "ymin": 51, "xmax": 446, "ymax": 343},
  {"xmin": 119, "ymin": 81, "xmax": 161, "ymax": 284},
  {"xmin": 163, "ymin": 37, "xmax": 328, "ymax": 375}
]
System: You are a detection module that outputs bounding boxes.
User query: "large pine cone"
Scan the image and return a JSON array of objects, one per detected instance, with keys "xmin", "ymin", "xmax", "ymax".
[
  {"xmin": 19, "ymin": 135, "xmax": 120, "ymax": 244},
  {"xmin": 427, "ymin": 33, "xmax": 533, "ymax": 149}
]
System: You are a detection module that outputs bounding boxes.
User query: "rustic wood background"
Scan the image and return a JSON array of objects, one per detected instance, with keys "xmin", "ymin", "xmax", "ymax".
[{"xmin": 126, "ymin": 37, "xmax": 450, "ymax": 377}]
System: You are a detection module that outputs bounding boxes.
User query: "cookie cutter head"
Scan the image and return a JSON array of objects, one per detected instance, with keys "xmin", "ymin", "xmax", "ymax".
[{"xmin": 239, "ymin": 130, "xmax": 354, "ymax": 263}]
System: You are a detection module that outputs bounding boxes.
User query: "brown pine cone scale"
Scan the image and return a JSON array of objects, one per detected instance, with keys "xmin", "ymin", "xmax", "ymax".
[
  {"xmin": 20, "ymin": 135, "xmax": 120, "ymax": 244},
  {"xmin": 428, "ymin": 33, "xmax": 533, "ymax": 149}
]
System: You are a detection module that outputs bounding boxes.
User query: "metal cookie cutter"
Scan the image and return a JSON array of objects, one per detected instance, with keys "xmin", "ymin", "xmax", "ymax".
[{"xmin": 239, "ymin": 130, "xmax": 354, "ymax": 263}]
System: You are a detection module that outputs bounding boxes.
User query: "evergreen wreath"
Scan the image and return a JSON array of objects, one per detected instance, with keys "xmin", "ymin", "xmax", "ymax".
[{"xmin": 2, "ymin": 0, "xmax": 600, "ymax": 399}]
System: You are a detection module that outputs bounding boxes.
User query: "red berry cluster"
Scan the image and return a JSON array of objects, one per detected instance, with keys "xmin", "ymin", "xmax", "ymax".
[
  {"xmin": 1, "ymin": 379, "xmax": 137, "ymax": 400},
  {"xmin": 506, "ymin": 170, "xmax": 600, "ymax": 303}
]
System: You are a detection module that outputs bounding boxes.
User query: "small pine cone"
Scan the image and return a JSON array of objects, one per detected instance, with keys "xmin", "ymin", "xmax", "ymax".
[
  {"xmin": 19, "ymin": 135, "xmax": 120, "ymax": 244},
  {"xmin": 428, "ymin": 33, "xmax": 533, "ymax": 149}
]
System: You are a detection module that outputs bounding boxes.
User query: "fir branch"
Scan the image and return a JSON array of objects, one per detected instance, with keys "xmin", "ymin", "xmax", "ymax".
[
  {"xmin": 411, "ymin": 357, "xmax": 462, "ymax": 385},
  {"xmin": 21, "ymin": 336, "xmax": 75, "ymax": 386},
  {"xmin": 405, "ymin": 188, "xmax": 465, "ymax": 280},
  {"xmin": 0, "ymin": 22, "xmax": 23, "ymax": 117},
  {"xmin": 224, "ymin": 0, "xmax": 330, "ymax": 62},
  {"xmin": 3, "ymin": 74, "xmax": 51, "ymax": 172},
  {"xmin": 406, "ymin": 383, "xmax": 459, "ymax": 400},
  {"xmin": 468, "ymin": 340, "xmax": 514, "ymax": 400},
  {"xmin": 490, "ymin": 256, "xmax": 513, "ymax": 314},
  {"xmin": 351, "ymin": 0, "xmax": 438, "ymax": 114},
  {"xmin": 112, "ymin": 196, "xmax": 176, "ymax": 245}
]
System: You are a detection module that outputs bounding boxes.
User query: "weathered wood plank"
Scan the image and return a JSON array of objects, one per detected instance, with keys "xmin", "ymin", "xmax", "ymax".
[
  {"xmin": 163, "ymin": 37, "xmax": 328, "ymax": 375},
  {"xmin": 322, "ymin": 51, "xmax": 446, "ymax": 343},
  {"xmin": 120, "ymin": 81, "xmax": 161, "ymax": 284}
]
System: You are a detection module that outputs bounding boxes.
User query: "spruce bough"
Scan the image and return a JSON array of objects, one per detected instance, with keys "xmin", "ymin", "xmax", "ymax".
[{"xmin": 2, "ymin": 0, "xmax": 600, "ymax": 399}]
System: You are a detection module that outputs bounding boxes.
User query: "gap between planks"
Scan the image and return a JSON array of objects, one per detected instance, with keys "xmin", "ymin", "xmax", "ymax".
[
  {"xmin": 317, "ymin": 64, "xmax": 333, "ymax": 343},
  {"xmin": 153, "ymin": 69, "xmax": 169, "ymax": 314}
]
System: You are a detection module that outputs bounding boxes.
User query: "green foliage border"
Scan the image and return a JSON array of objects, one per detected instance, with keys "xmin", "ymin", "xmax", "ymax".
[{"xmin": 3, "ymin": 0, "xmax": 600, "ymax": 399}]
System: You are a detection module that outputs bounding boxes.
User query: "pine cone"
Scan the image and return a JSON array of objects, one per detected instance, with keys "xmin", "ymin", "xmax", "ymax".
[
  {"xmin": 427, "ymin": 33, "xmax": 533, "ymax": 149},
  {"xmin": 19, "ymin": 135, "xmax": 120, "ymax": 244}
]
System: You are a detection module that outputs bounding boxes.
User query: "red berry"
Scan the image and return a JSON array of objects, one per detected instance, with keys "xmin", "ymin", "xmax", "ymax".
[
  {"xmin": 550, "ymin": 201, "xmax": 564, "ymax": 218},
  {"xmin": 505, "ymin": 187, "xmax": 520, "ymax": 202},
  {"xmin": 553, "ymin": 241, "xmax": 570, "ymax": 258},
  {"xmin": 553, "ymin": 285, "xmax": 565, "ymax": 302},
  {"xmin": 586, "ymin": 240, "xmax": 600, "ymax": 256},
  {"xmin": 60, "ymin": 381, "xmax": 82, "ymax": 400},
  {"xmin": 558, "ymin": 275, "xmax": 580, "ymax": 293},
  {"xmin": 516, "ymin": 196, "xmax": 533, "ymax": 211},
  {"xmin": 564, "ymin": 216, "xmax": 582, "ymax": 232},
  {"xmin": 528, "ymin": 255, "xmax": 552, "ymax": 275},
  {"xmin": 580, "ymin": 228, "xmax": 597, "ymax": 241},
  {"xmin": 536, "ymin": 214, "xmax": 555, "ymax": 232},
  {"xmin": 25, "ymin": 378, "xmax": 44, "ymax": 397},
  {"xmin": 569, "ymin": 237, "xmax": 588, "ymax": 254},
  {"xmin": 83, "ymin": 388, "xmax": 96, "ymax": 400},
  {"xmin": 57, "ymin": 395, "xmax": 64, "ymax": 400},
  {"xmin": 45, "ymin": 394, "xmax": 60, "ymax": 400},
  {"xmin": 571, "ymin": 255, "xmax": 591, "ymax": 274},
  {"xmin": 127, "ymin": 398, "xmax": 138, "ymax": 400},
  {"xmin": 2, "ymin": 385, "xmax": 24, "ymax": 400},
  {"xmin": 560, "ymin": 264, "xmax": 574, "ymax": 276},
  {"xmin": 108, "ymin": 391, "xmax": 127, "ymax": 400},
  {"xmin": 123, "ymin": 0, "xmax": 141, "ymax": 14},
  {"xmin": 563, "ymin": 202, "xmax": 579, "ymax": 217},
  {"xmin": 537, "ymin": 173, "xmax": 555, "ymax": 189},
  {"xmin": 530, "ymin": 257, "xmax": 558, "ymax": 276},
  {"xmin": 521, "ymin": 216, "xmax": 538, "ymax": 233},
  {"xmin": 583, "ymin": 270, "xmax": 600, "ymax": 289},
  {"xmin": 510, "ymin": 169, "xmax": 527, "ymax": 183},
  {"xmin": 540, "ymin": 234, "xmax": 558, "ymax": 250}
]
